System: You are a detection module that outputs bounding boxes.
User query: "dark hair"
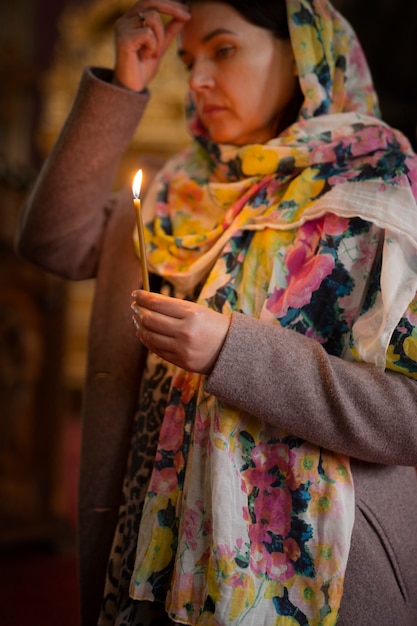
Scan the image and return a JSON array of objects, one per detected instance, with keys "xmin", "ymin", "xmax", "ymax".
[{"xmin": 179, "ymin": 0, "xmax": 290, "ymax": 39}]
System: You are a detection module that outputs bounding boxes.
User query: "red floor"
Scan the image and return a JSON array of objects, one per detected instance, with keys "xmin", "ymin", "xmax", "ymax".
[
  {"xmin": 0, "ymin": 546, "xmax": 80, "ymax": 625},
  {"xmin": 0, "ymin": 416, "xmax": 81, "ymax": 626}
]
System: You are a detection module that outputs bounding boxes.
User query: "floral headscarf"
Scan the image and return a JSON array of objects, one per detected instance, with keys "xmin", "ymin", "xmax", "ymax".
[{"xmin": 130, "ymin": 1, "xmax": 417, "ymax": 624}]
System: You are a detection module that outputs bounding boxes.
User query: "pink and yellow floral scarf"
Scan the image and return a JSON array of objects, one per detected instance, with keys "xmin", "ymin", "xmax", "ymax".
[{"xmin": 130, "ymin": 1, "xmax": 417, "ymax": 624}]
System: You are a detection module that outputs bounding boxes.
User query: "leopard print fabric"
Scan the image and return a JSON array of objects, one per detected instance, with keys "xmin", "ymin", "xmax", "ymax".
[{"xmin": 98, "ymin": 350, "xmax": 176, "ymax": 626}]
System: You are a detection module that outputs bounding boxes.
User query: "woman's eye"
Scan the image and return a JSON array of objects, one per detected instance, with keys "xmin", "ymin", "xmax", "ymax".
[
  {"xmin": 181, "ymin": 57, "xmax": 194, "ymax": 71},
  {"xmin": 215, "ymin": 46, "xmax": 235, "ymax": 60}
]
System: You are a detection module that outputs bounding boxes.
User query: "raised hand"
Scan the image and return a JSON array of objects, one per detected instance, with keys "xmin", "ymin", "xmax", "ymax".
[
  {"xmin": 113, "ymin": 0, "xmax": 190, "ymax": 91},
  {"xmin": 131, "ymin": 290, "xmax": 231, "ymax": 374}
]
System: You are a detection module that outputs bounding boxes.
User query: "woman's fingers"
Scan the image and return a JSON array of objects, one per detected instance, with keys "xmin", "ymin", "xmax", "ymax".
[
  {"xmin": 133, "ymin": 0, "xmax": 191, "ymax": 22},
  {"xmin": 113, "ymin": 1, "xmax": 190, "ymax": 90},
  {"xmin": 134, "ymin": 290, "xmax": 195, "ymax": 319},
  {"xmin": 130, "ymin": 291, "xmax": 231, "ymax": 373},
  {"xmin": 131, "ymin": 301, "xmax": 177, "ymax": 338}
]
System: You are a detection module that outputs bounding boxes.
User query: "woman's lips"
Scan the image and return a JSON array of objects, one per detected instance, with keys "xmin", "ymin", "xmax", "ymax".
[{"xmin": 201, "ymin": 104, "xmax": 227, "ymax": 118}]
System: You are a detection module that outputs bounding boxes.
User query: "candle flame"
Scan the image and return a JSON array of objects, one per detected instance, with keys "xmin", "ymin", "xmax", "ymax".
[{"xmin": 132, "ymin": 169, "xmax": 143, "ymax": 199}]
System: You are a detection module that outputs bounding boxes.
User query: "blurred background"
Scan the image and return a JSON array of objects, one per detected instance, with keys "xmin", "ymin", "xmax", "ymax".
[{"xmin": 0, "ymin": 0, "xmax": 416, "ymax": 624}]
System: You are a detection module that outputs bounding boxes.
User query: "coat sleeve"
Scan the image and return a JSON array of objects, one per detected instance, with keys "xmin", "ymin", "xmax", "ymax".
[
  {"xmin": 204, "ymin": 311, "xmax": 417, "ymax": 466},
  {"xmin": 15, "ymin": 67, "xmax": 150, "ymax": 280}
]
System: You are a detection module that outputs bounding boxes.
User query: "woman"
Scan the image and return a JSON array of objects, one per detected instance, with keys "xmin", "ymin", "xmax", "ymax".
[{"xmin": 16, "ymin": 0, "xmax": 417, "ymax": 624}]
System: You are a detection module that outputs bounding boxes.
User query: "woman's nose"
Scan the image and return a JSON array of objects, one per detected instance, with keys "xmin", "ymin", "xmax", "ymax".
[{"xmin": 189, "ymin": 59, "xmax": 214, "ymax": 91}]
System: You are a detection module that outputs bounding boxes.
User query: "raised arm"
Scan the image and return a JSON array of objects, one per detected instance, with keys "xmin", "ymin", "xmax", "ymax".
[
  {"xmin": 16, "ymin": 0, "xmax": 190, "ymax": 279},
  {"xmin": 16, "ymin": 68, "xmax": 150, "ymax": 279}
]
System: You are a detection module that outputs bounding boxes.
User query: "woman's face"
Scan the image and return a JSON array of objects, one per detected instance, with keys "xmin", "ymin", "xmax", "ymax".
[{"xmin": 177, "ymin": 1, "xmax": 299, "ymax": 146}]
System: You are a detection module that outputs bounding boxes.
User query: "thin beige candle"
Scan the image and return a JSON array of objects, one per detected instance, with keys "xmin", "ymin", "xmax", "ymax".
[{"xmin": 132, "ymin": 169, "xmax": 150, "ymax": 291}]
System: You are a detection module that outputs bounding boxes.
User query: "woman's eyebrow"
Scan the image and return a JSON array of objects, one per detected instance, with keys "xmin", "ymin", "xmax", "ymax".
[{"xmin": 177, "ymin": 28, "xmax": 236, "ymax": 58}]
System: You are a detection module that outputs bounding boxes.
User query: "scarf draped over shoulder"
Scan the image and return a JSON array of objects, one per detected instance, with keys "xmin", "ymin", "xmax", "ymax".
[{"xmin": 130, "ymin": 1, "xmax": 417, "ymax": 624}]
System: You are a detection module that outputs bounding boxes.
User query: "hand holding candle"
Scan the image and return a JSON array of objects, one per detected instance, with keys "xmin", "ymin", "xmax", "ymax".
[{"xmin": 132, "ymin": 169, "xmax": 150, "ymax": 291}]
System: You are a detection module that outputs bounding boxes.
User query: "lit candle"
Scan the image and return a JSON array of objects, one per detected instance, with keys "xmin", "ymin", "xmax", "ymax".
[{"xmin": 132, "ymin": 168, "xmax": 150, "ymax": 291}]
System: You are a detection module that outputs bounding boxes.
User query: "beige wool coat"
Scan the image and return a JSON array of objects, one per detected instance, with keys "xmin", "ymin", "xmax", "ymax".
[{"xmin": 17, "ymin": 68, "xmax": 417, "ymax": 626}]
